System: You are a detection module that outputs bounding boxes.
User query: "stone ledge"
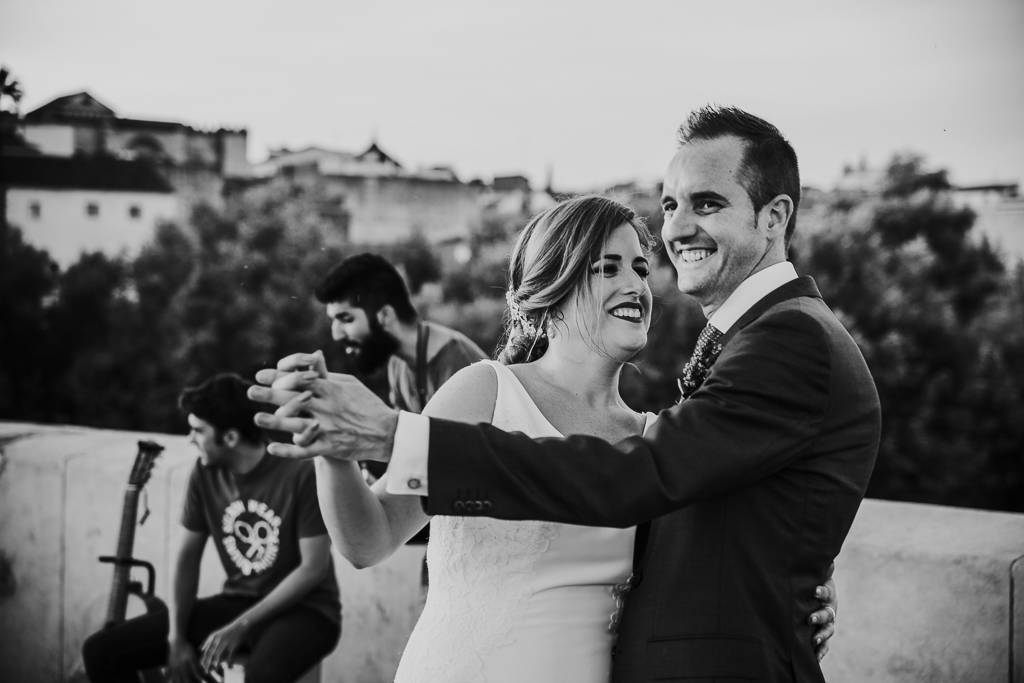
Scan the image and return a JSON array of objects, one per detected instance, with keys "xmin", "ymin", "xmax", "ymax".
[{"xmin": 1, "ymin": 422, "xmax": 1022, "ymax": 682}]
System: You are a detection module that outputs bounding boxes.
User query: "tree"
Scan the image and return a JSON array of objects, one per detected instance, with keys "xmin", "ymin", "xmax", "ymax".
[
  {"xmin": 795, "ymin": 154, "xmax": 1024, "ymax": 511},
  {"xmin": 0, "ymin": 225, "xmax": 59, "ymax": 419},
  {"xmin": 1, "ymin": 67, "xmax": 26, "ymax": 265}
]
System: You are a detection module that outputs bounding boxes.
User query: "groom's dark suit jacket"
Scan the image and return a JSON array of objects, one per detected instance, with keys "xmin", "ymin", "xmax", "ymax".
[{"xmin": 423, "ymin": 277, "xmax": 880, "ymax": 683}]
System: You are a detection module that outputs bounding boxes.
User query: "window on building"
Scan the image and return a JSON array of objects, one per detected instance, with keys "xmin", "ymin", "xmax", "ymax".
[
  {"xmin": 86, "ymin": 202, "xmax": 100, "ymax": 217},
  {"xmin": 30, "ymin": 202, "xmax": 41, "ymax": 219},
  {"xmin": 129, "ymin": 205, "xmax": 142, "ymax": 219}
]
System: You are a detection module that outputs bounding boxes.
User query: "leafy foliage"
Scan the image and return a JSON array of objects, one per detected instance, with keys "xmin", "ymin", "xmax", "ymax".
[{"xmin": 795, "ymin": 167, "xmax": 1024, "ymax": 511}]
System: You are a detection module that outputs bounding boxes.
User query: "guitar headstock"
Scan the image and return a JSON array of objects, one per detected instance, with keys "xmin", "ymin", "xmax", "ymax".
[{"xmin": 128, "ymin": 440, "xmax": 165, "ymax": 487}]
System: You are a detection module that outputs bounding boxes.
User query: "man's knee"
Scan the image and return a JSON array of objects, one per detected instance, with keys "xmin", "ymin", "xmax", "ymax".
[
  {"xmin": 81, "ymin": 630, "xmax": 103, "ymax": 667},
  {"xmin": 81, "ymin": 628, "xmax": 118, "ymax": 674}
]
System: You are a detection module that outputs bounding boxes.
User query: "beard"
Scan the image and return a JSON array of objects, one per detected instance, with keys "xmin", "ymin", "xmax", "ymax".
[{"xmin": 347, "ymin": 316, "xmax": 401, "ymax": 374}]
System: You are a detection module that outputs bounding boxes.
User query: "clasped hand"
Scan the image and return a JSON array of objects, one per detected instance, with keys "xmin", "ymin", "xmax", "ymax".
[{"xmin": 248, "ymin": 351, "xmax": 399, "ymax": 462}]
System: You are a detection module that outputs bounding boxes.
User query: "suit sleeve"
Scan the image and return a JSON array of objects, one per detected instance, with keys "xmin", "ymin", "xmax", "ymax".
[{"xmin": 425, "ymin": 308, "xmax": 832, "ymax": 527}]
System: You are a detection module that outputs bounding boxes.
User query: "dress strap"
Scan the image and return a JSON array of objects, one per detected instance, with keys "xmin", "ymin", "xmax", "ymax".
[{"xmin": 477, "ymin": 360, "xmax": 562, "ymax": 438}]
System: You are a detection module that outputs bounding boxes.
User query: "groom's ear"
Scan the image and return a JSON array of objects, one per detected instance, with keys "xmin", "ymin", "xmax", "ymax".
[{"xmin": 762, "ymin": 194, "xmax": 794, "ymax": 240}]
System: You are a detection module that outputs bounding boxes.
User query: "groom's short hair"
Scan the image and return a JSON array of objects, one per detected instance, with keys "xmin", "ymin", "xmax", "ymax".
[
  {"xmin": 315, "ymin": 253, "xmax": 418, "ymax": 323},
  {"xmin": 678, "ymin": 106, "xmax": 801, "ymax": 247}
]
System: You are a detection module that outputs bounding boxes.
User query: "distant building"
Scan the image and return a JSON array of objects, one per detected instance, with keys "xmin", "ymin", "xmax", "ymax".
[
  {"xmin": 952, "ymin": 183, "xmax": 1024, "ymax": 264},
  {"xmin": 20, "ymin": 91, "xmax": 249, "ymax": 206},
  {"xmin": 482, "ymin": 174, "xmax": 558, "ymax": 217},
  {"xmin": 2, "ymin": 91, "xmax": 250, "ymax": 265},
  {"xmin": 249, "ymin": 141, "xmax": 483, "ymax": 244},
  {"xmin": 832, "ymin": 162, "xmax": 1024, "ymax": 265},
  {"xmin": 834, "ymin": 160, "xmax": 887, "ymax": 195},
  {"xmin": 1, "ymin": 155, "xmax": 177, "ymax": 266}
]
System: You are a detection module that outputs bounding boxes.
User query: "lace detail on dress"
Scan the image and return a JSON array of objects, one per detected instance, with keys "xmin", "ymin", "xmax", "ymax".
[
  {"xmin": 608, "ymin": 573, "xmax": 636, "ymax": 634},
  {"xmin": 395, "ymin": 515, "xmax": 560, "ymax": 683}
]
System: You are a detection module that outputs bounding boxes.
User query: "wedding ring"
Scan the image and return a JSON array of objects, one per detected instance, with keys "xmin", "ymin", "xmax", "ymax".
[{"xmin": 825, "ymin": 606, "xmax": 837, "ymax": 623}]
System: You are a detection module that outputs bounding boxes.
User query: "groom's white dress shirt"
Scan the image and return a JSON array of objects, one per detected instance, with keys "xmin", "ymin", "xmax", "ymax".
[{"xmin": 385, "ymin": 262, "xmax": 799, "ymax": 497}]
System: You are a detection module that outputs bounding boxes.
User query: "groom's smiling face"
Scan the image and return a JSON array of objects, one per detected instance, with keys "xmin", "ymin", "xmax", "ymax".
[{"xmin": 660, "ymin": 135, "xmax": 776, "ymax": 316}]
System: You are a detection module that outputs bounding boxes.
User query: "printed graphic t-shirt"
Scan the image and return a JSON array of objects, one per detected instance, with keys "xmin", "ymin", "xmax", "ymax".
[{"xmin": 181, "ymin": 453, "xmax": 341, "ymax": 625}]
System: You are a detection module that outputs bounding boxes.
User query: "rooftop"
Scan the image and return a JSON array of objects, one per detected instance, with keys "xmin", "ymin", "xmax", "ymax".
[{"xmin": 1, "ymin": 155, "xmax": 174, "ymax": 193}]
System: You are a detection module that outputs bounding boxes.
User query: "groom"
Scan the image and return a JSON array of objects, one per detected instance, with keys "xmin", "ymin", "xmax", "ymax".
[{"xmin": 252, "ymin": 106, "xmax": 880, "ymax": 682}]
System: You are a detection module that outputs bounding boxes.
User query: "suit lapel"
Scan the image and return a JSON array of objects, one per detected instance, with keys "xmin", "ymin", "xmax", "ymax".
[
  {"xmin": 633, "ymin": 277, "xmax": 822, "ymax": 574},
  {"xmin": 720, "ymin": 275, "xmax": 822, "ymax": 347}
]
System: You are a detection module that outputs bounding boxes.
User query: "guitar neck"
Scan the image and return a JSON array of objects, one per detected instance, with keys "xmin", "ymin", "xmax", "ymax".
[{"xmin": 104, "ymin": 486, "xmax": 141, "ymax": 626}]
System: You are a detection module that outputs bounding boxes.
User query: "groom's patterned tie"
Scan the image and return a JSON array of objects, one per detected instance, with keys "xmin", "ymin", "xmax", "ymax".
[{"xmin": 678, "ymin": 323, "xmax": 725, "ymax": 401}]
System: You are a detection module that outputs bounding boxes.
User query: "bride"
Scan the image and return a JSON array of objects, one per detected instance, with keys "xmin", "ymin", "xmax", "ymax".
[{"xmin": 258, "ymin": 195, "xmax": 836, "ymax": 681}]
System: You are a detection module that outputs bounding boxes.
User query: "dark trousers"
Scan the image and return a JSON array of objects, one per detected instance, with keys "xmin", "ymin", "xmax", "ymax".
[{"xmin": 81, "ymin": 594, "xmax": 341, "ymax": 683}]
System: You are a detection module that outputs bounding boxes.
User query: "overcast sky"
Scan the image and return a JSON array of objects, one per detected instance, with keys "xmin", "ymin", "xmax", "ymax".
[{"xmin": 3, "ymin": 0, "xmax": 1023, "ymax": 191}]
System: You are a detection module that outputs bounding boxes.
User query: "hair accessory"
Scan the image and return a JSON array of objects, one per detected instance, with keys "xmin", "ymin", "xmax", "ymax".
[{"xmin": 506, "ymin": 288, "xmax": 540, "ymax": 337}]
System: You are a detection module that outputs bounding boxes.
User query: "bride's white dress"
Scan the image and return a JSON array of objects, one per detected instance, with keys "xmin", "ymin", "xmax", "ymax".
[{"xmin": 394, "ymin": 360, "xmax": 654, "ymax": 683}]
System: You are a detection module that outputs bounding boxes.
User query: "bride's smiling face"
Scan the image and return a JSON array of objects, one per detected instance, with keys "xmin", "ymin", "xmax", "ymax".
[{"xmin": 557, "ymin": 223, "xmax": 652, "ymax": 361}]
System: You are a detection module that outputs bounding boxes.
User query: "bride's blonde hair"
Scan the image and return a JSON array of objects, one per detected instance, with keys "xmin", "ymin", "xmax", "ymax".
[{"xmin": 498, "ymin": 195, "xmax": 654, "ymax": 366}]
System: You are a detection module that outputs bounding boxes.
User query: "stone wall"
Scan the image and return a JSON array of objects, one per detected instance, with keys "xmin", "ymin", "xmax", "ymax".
[
  {"xmin": 821, "ymin": 498, "xmax": 1024, "ymax": 682},
  {"xmin": 1, "ymin": 421, "xmax": 1022, "ymax": 682}
]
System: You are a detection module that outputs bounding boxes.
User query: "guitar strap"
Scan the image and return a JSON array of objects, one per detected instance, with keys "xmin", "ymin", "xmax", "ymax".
[{"xmin": 415, "ymin": 321, "xmax": 430, "ymax": 411}]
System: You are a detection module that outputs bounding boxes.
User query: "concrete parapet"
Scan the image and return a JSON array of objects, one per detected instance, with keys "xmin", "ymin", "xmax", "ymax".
[
  {"xmin": 822, "ymin": 498, "xmax": 1024, "ymax": 682},
  {"xmin": 2, "ymin": 422, "xmax": 1023, "ymax": 682}
]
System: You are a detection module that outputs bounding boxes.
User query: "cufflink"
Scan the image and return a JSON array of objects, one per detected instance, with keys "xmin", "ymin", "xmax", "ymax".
[{"xmin": 408, "ymin": 478, "xmax": 421, "ymax": 490}]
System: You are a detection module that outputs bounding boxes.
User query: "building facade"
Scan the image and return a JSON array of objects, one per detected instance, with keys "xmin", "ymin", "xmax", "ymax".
[
  {"xmin": 2, "ymin": 91, "xmax": 250, "ymax": 265},
  {"xmin": 2, "ymin": 156, "xmax": 177, "ymax": 266},
  {"xmin": 253, "ymin": 142, "xmax": 485, "ymax": 245},
  {"xmin": 20, "ymin": 91, "xmax": 249, "ymax": 207}
]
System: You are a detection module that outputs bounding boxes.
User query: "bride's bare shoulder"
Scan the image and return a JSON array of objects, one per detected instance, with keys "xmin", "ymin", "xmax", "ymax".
[{"xmin": 422, "ymin": 361, "xmax": 498, "ymax": 425}]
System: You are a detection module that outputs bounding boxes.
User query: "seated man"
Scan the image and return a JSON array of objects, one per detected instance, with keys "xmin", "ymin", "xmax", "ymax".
[{"xmin": 82, "ymin": 373, "xmax": 341, "ymax": 683}]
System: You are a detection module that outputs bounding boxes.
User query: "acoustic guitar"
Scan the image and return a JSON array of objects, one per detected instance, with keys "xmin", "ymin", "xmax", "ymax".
[{"xmin": 98, "ymin": 439, "xmax": 167, "ymax": 627}]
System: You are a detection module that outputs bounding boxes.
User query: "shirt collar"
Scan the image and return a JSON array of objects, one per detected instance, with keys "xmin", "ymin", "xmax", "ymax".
[{"xmin": 709, "ymin": 261, "xmax": 798, "ymax": 333}]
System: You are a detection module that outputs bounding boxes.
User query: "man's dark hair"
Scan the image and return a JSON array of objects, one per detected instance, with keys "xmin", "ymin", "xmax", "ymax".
[
  {"xmin": 314, "ymin": 253, "xmax": 418, "ymax": 323},
  {"xmin": 677, "ymin": 105, "xmax": 801, "ymax": 247},
  {"xmin": 178, "ymin": 373, "xmax": 264, "ymax": 445}
]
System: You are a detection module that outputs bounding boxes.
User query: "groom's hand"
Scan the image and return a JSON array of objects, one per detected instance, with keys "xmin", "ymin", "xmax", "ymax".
[{"xmin": 248, "ymin": 352, "xmax": 399, "ymax": 463}]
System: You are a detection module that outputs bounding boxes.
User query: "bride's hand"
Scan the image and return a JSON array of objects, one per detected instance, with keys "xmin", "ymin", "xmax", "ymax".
[
  {"xmin": 248, "ymin": 352, "xmax": 399, "ymax": 462},
  {"xmin": 808, "ymin": 567, "xmax": 838, "ymax": 661}
]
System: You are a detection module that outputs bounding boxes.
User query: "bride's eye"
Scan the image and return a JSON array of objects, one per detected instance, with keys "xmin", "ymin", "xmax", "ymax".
[{"xmin": 592, "ymin": 262, "xmax": 619, "ymax": 277}]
